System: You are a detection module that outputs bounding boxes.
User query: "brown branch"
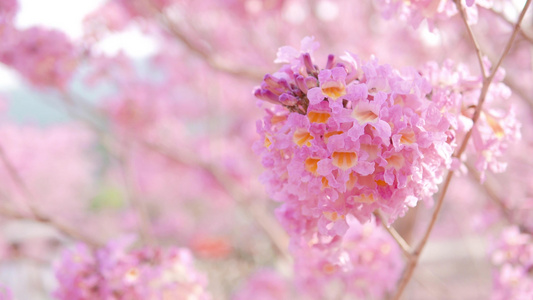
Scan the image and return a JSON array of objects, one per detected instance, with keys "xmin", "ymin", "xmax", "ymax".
[
  {"xmin": 485, "ymin": 7, "xmax": 533, "ymax": 44},
  {"xmin": 455, "ymin": 0, "xmax": 488, "ymax": 78},
  {"xmin": 375, "ymin": 211, "xmax": 412, "ymax": 258},
  {"xmin": 488, "ymin": 0, "xmax": 532, "ymax": 83},
  {"xmin": 391, "ymin": 171, "xmax": 453, "ymax": 300}
]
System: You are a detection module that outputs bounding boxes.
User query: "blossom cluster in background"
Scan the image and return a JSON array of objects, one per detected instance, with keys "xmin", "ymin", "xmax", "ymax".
[
  {"xmin": 421, "ymin": 59, "xmax": 521, "ymax": 180},
  {"xmin": 54, "ymin": 239, "xmax": 211, "ymax": 300},
  {"xmin": 491, "ymin": 227, "xmax": 533, "ymax": 300},
  {"xmin": 291, "ymin": 217, "xmax": 402, "ymax": 299}
]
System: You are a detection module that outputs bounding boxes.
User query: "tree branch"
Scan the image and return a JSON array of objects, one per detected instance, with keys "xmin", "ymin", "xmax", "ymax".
[{"xmin": 485, "ymin": 7, "xmax": 533, "ymax": 44}]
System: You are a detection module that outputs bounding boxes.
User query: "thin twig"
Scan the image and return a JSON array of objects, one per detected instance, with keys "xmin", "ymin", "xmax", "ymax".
[
  {"xmin": 485, "ymin": 7, "xmax": 533, "ymax": 44},
  {"xmin": 488, "ymin": 0, "xmax": 532, "ymax": 83},
  {"xmin": 375, "ymin": 211, "xmax": 412, "ymax": 257},
  {"xmin": 139, "ymin": 0, "xmax": 265, "ymax": 81},
  {"xmin": 455, "ymin": 0, "xmax": 488, "ymax": 78},
  {"xmin": 391, "ymin": 171, "xmax": 453, "ymax": 300}
]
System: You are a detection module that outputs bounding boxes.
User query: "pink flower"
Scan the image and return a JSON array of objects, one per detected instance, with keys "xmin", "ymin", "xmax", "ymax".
[
  {"xmin": 254, "ymin": 38, "xmax": 452, "ymax": 247},
  {"xmin": 490, "ymin": 227, "xmax": 533, "ymax": 300},
  {"xmin": 274, "ymin": 36, "xmax": 320, "ymax": 65},
  {"xmin": 54, "ymin": 238, "xmax": 212, "ymax": 300},
  {"xmin": 292, "ymin": 216, "xmax": 402, "ymax": 299}
]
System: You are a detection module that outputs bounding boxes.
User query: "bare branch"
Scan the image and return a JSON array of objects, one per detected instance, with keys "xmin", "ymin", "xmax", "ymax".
[
  {"xmin": 485, "ymin": 7, "xmax": 533, "ymax": 44},
  {"xmin": 375, "ymin": 211, "xmax": 413, "ymax": 258},
  {"xmin": 454, "ymin": 0, "xmax": 488, "ymax": 78},
  {"xmin": 391, "ymin": 171, "xmax": 453, "ymax": 300}
]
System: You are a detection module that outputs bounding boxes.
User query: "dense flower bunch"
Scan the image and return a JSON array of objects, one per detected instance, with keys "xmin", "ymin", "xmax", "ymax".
[
  {"xmin": 254, "ymin": 38, "xmax": 453, "ymax": 243},
  {"xmin": 490, "ymin": 227, "xmax": 533, "ymax": 300},
  {"xmin": 421, "ymin": 60, "xmax": 520, "ymax": 180},
  {"xmin": 54, "ymin": 239, "xmax": 211, "ymax": 300},
  {"xmin": 292, "ymin": 217, "xmax": 402, "ymax": 299}
]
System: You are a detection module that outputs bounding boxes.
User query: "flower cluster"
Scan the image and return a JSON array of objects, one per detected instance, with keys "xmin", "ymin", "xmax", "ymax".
[
  {"xmin": 0, "ymin": 27, "xmax": 77, "ymax": 88},
  {"xmin": 421, "ymin": 59, "xmax": 520, "ymax": 181},
  {"xmin": 292, "ymin": 217, "xmax": 402, "ymax": 299},
  {"xmin": 490, "ymin": 227, "xmax": 533, "ymax": 300},
  {"xmin": 254, "ymin": 38, "xmax": 452, "ymax": 244},
  {"xmin": 54, "ymin": 238, "xmax": 211, "ymax": 300}
]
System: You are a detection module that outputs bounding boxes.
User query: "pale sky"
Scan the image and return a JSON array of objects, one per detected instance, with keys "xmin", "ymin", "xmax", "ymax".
[
  {"xmin": 0, "ymin": 0, "xmax": 158, "ymax": 89},
  {"xmin": 16, "ymin": 0, "xmax": 106, "ymax": 38}
]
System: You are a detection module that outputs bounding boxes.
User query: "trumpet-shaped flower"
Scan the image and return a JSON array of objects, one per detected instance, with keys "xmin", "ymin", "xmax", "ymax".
[{"xmin": 254, "ymin": 39, "xmax": 453, "ymax": 245}]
